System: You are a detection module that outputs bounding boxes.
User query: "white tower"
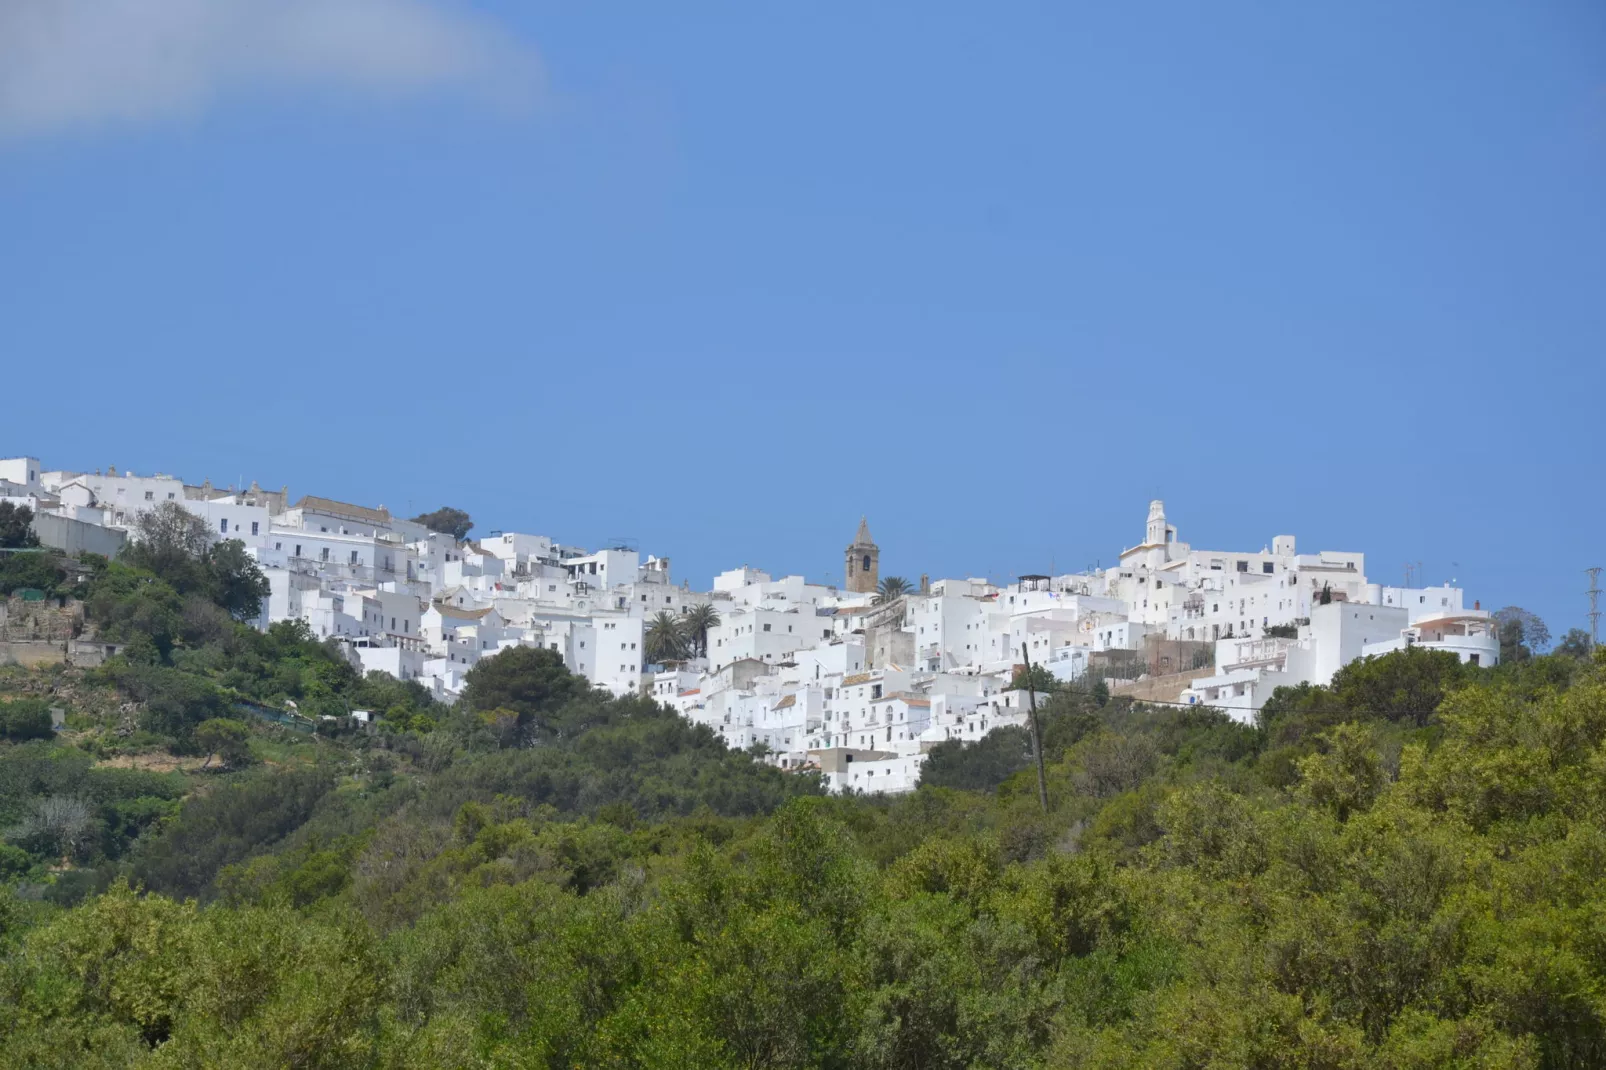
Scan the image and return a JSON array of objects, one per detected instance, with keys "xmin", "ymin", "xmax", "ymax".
[{"xmin": 1146, "ymin": 499, "xmax": 1167, "ymax": 546}]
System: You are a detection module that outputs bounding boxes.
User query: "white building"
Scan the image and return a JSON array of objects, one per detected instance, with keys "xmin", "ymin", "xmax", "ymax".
[
  {"xmin": 1184, "ymin": 599, "xmax": 1500, "ymax": 723},
  {"xmin": 0, "ymin": 457, "xmax": 42, "ymax": 493},
  {"xmin": 43, "ymin": 468, "xmax": 185, "ymax": 529}
]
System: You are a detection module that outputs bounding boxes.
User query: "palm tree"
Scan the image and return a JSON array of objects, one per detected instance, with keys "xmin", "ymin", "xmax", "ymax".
[
  {"xmin": 874, "ymin": 576, "xmax": 914, "ymax": 604},
  {"xmin": 681, "ymin": 602, "xmax": 721, "ymax": 659},
  {"xmin": 645, "ymin": 611, "xmax": 689, "ymax": 665}
]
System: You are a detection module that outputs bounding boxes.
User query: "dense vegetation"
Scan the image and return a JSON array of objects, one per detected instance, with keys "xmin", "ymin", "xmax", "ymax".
[{"xmin": 2, "ymin": 528, "xmax": 1604, "ymax": 1065}]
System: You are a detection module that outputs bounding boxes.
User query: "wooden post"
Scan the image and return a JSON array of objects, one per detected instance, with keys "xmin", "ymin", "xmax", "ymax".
[{"xmin": 1021, "ymin": 643, "xmax": 1049, "ymax": 813}]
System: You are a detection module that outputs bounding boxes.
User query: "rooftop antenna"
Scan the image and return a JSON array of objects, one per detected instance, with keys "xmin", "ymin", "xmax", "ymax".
[{"xmin": 1588, "ymin": 567, "xmax": 1602, "ymax": 651}]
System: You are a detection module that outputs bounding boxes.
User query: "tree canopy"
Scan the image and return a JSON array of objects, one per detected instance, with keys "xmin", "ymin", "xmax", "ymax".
[
  {"xmin": 412, "ymin": 506, "xmax": 473, "ymax": 541},
  {"xmin": 0, "ymin": 502, "xmax": 38, "ymax": 549},
  {"xmin": 118, "ymin": 502, "xmax": 270, "ymax": 622},
  {"xmin": 874, "ymin": 576, "xmax": 914, "ymax": 604},
  {"xmin": 4, "ymin": 616, "xmax": 1606, "ymax": 1066},
  {"xmin": 681, "ymin": 602, "xmax": 720, "ymax": 659}
]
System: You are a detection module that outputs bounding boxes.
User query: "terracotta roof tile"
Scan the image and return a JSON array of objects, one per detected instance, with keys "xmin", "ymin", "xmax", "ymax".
[{"xmin": 293, "ymin": 495, "xmax": 391, "ymax": 526}]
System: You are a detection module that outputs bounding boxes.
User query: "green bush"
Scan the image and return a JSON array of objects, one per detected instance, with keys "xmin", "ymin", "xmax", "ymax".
[{"xmin": 0, "ymin": 699, "xmax": 53, "ymax": 741}]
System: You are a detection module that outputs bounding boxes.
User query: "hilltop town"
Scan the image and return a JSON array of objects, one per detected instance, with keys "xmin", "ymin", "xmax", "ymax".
[{"xmin": 1, "ymin": 454, "xmax": 1500, "ymax": 793}]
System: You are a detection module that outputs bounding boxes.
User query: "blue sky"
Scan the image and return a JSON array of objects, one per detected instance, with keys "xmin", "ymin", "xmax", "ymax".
[{"xmin": 2, "ymin": 1, "xmax": 1603, "ymax": 637}]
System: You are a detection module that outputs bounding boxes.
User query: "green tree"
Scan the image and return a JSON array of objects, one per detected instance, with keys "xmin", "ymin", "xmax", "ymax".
[
  {"xmin": 918, "ymin": 727, "xmax": 1033, "ymax": 793},
  {"xmin": 645, "ymin": 610, "xmax": 689, "ymax": 664},
  {"xmin": 86, "ymin": 564, "xmax": 186, "ymax": 661},
  {"xmin": 0, "ymin": 550, "xmax": 66, "ymax": 596},
  {"xmin": 681, "ymin": 602, "xmax": 721, "ymax": 659},
  {"xmin": 1294, "ymin": 722, "xmax": 1386, "ymax": 820},
  {"xmin": 123, "ymin": 500, "xmax": 212, "ymax": 590},
  {"xmin": 1009, "ymin": 662, "xmax": 1059, "ymax": 694},
  {"xmin": 1330, "ymin": 646, "xmax": 1472, "ymax": 726},
  {"xmin": 0, "ymin": 698, "xmax": 53, "ymax": 741},
  {"xmin": 116, "ymin": 502, "xmax": 268, "ymax": 622},
  {"xmin": 1555, "ymin": 628, "xmax": 1593, "ymax": 659},
  {"xmin": 0, "ymin": 501, "xmax": 38, "ymax": 549},
  {"xmin": 412, "ymin": 506, "xmax": 473, "ymax": 540},
  {"xmin": 1494, "ymin": 605, "xmax": 1550, "ymax": 661},
  {"xmin": 1070, "ymin": 730, "xmax": 1159, "ymax": 798},
  {"xmin": 874, "ymin": 576, "xmax": 914, "ymax": 604},
  {"xmin": 460, "ymin": 646, "xmax": 592, "ymax": 739},
  {"xmin": 206, "ymin": 539, "xmax": 270, "ymax": 621},
  {"xmin": 195, "ymin": 718, "xmax": 253, "ymax": 770},
  {"xmin": 1262, "ymin": 647, "xmax": 1473, "ymax": 740},
  {"xmin": 128, "ymin": 767, "xmax": 335, "ymax": 900}
]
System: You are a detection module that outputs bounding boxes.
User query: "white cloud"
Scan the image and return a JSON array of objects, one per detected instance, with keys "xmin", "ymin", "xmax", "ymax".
[{"xmin": 0, "ymin": 0, "xmax": 539, "ymax": 139}]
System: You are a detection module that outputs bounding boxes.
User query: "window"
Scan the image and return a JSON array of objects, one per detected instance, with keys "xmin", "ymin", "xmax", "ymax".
[
  {"xmin": 295, "ymin": 545, "xmax": 302, "ymax": 556},
  {"xmin": 219, "ymin": 518, "xmax": 229, "ymax": 533},
  {"xmin": 862, "ymin": 554, "xmax": 871, "ymax": 571},
  {"xmin": 251, "ymin": 521, "xmax": 259, "ymax": 536},
  {"xmin": 167, "ymin": 492, "xmax": 174, "ymax": 500},
  {"xmin": 763, "ymin": 623, "xmax": 771, "ymax": 632},
  {"xmin": 1237, "ymin": 561, "xmax": 1249, "ymax": 572},
  {"xmin": 144, "ymin": 490, "xmax": 154, "ymax": 501},
  {"xmin": 350, "ymin": 550, "xmax": 359, "ymax": 564}
]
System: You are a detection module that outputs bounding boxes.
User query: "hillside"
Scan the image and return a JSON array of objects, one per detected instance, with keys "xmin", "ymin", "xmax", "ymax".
[{"xmin": 0, "ymin": 540, "xmax": 1603, "ymax": 1066}]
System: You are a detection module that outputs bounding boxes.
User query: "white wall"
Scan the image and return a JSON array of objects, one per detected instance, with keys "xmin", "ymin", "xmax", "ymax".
[
  {"xmin": 183, "ymin": 497, "xmax": 271, "ymax": 546},
  {"xmin": 0, "ymin": 457, "xmax": 41, "ymax": 491}
]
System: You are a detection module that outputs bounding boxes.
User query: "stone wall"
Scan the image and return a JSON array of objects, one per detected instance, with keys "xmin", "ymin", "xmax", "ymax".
[
  {"xmin": 1110, "ymin": 669, "xmax": 1207, "ymax": 706},
  {"xmin": 0, "ymin": 596, "xmax": 83, "ymax": 642},
  {"xmin": 0, "ymin": 640, "xmax": 68, "ymax": 668}
]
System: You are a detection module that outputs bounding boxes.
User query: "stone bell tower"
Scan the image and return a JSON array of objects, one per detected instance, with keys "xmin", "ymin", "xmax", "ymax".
[{"xmin": 844, "ymin": 516, "xmax": 879, "ymax": 594}]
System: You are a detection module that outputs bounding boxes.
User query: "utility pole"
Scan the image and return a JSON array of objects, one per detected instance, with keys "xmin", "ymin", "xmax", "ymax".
[
  {"xmin": 1020, "ymin": 643, "xmax": 1049, "ymax": 814},
  {"xmin": 1588, "ymin": 567, "xmax": 1602, "ymax": 651}
]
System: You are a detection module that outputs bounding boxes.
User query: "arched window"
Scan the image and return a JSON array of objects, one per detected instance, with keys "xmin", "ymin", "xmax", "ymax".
[{"xmin": 862, "ymin": 554, "xmax": 871, "ymax": 571}]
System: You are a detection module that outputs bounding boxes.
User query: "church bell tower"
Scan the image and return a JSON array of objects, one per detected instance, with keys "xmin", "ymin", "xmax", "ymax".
[{"xmin": 844, "ymin": 516, "xmax": 879, "ymax": 594}]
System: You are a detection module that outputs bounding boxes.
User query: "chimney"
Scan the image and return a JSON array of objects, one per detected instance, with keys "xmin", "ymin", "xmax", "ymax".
[{"xmin": 1474, "ymin": 600, "xmax": 1480, "ymax": 610}]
